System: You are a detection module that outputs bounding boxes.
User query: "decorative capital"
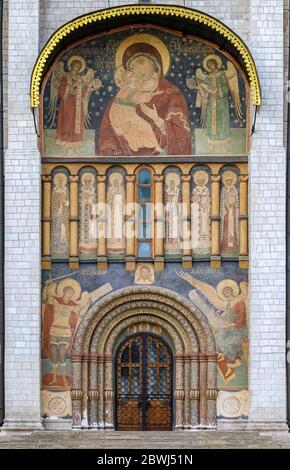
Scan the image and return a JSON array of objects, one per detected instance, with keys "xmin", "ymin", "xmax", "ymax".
[
  {"xmin": 126, "ymin": 175, "xmax": 136, "ymax": 183},
  {"xmin": 71, "ymin": 389, "xmax": 83, "ymax": 400},
  {"xmin": 88, "ymin": 390, "xmax": 99, "ymax": 400},
  {"xmin": 206, "ymin": 389, "xmax": 219, "ymax": 400},
  {"xmin": 42, "ymin": 175, "xmax": 52, "ymax": 183},
  {"xmin": 181, "ymin": 175, "xmax": 191, "ymax": 183},
  {"xmin": 154, "ymin": 175, "xmax": 165, "ymax": 183},
  {"xmin": 190, "ymin": 389, "xmax": 200, "ymax": 400},
  {"xmin": 174, "ymin": 389, "xmax": 185, "ymax": 401},
  {"xmin": 239, "ymin": 175, "xmax": 249, "ymax": 183},
  {"xmin": 211, "ymin": 175, "xmax": 221, "ymax": 183},
  {"xmin": 97, "ymin": 175, "xmax": 107, "ymax": 183},
  {"xmin": 105, "ymin": 390, "xmax": 114, "ymax": 402},
  {"xmin": 69, "ymin": 175, "xmax": 79, "ymax": 183}
]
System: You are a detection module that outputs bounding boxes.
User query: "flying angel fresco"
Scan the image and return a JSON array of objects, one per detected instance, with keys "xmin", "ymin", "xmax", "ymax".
[
  {"xmin": 47, "ymin": 55, "xmax": 102, "ymax": 154},
  {"xmin": 186, "ymin": 54, "xmax": 243, "ymax": 152}
]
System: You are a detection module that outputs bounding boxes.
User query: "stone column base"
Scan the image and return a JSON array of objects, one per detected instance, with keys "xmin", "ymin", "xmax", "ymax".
[
  {"xmin": 1, "ymin": 419, "xmax": 44, "ymax": 434},
  {"xmin": 217, "ymin": 419, "xmax": 248, "ymax": 431},
  {"xmin": 43, "ymin": 417, "xmax": 73, "ymax": 431}
]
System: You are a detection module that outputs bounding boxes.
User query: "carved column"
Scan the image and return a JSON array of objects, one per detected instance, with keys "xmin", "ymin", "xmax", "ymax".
[
  {"xmin": 210, "ymin": 175, "xmax": 221, "ymax": 268},
  {"xmin": 97, "ymin": 175, "xmax": 107, "ymax": 270},
  {"xmin": 181, "ymin": 175, "xmax": 192, "ymax": 268},
  {"xmin": 190, "ymin": 354, "xmax": 200, "ymax": 428},
  {"xmin": 199, "ymin": 354, "xmax": 208, "ymax": 427},
  {"xmin": 206, "ymin": 353, "xmax": 218, "ymax": 427},
  {"xmin": 184, "ymin": 355, "xmax": 191, "ymax": 428},
  {"xmin": 104, "ymin": 356, "xmax": 114, "ymax": 429},
  {"xmin": 41, "ymin": 175, "xmax": 51, "ymax": 269},
  {"xmin": 81, "ymin": 353, "xmax": 89, "ymax": 427},
  {"xmin": 174, "ymin": 355, "xmax": 185, "ymax": 429},
  {"xmin": 125, "ymin": 175, "xmax": 136, "ymax": 271},
  {"xmin": 239, "ymin": 174, "xmax": 249, "ymax": 269},
  {"xmin": 69, "ymin": 175, "xmax": 79, "ymax": 269},
  {"xmin": 88, "ymin": 354, "xmax": 98, "ymax": 428},
  {"xmin": 154, "ymin": 175, "xmax": 164, "ymax": 271},
  {"xmin": 71, "ymin": 354, "xmax": 83, "ymax": 428},
  {"xmin": 97, "ymin": 355, "xmax": 105, "ymax": 428}
]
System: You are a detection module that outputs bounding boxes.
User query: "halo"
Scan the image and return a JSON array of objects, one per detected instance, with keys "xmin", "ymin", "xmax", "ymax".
[
  {"xmin": 193, "ymin": 170, "xmax": 209, "ymax": 186},
  {"xmin": 203, "ymin": 53, "xmax": 223, "ymax": 73},
  {"xmin": 165, "ymin": 172, "xmax": 180, "ymax": 187},
  {"xmin": 109, "ymin": 172, "xmax": 123, "ymax": 185},
  {"xmin": 67, "ymin": 55, "xmax": 86, "ymax": 73},
  {"xmin": 217, "ymin": 279, "xmax": 239, "ymax": 301},
  {"xmin": 222, "ymin": 171, "xmax": 238, "ymax": 186},
  {"xmin": 115, "ymin": 34, "xmax": 170, "ymax": 75},
  {"xmin": 81, "ymin": 172, "xmax": 94, "ymax": 184},
  {"xmin": 54, "ymin": 173, "xmax": 67, "ymax": 186},
  {"xmin": 56, "ymin": 278, "xmax": 81, "ymax": 300}
]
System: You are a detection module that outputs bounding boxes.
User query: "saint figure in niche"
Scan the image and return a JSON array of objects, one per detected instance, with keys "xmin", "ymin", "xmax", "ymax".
[
  {"xmin": 107, "ymin": 172, "xmax": 125, "ymax": 256},
  {"xmin": 51, "ymin": 173, "xmax": 70, "ymax": 257},
  {"xmin": 191, "ymin": 170, "xmax": 211, "ymax": 255},
  {"xmin": 164, "ymin": 172, "xmax": 181, "ymax": 255},
  {"xmin": 79, "ymin": 172, "xmax": 98, "ymax": 256},
  {"xmin": 220, "ymin": 170, "xmax": 239, "ymax": 255},
  {"xmin": 99, "ymin": 34, "xmax": 191, "ymax": 156}
]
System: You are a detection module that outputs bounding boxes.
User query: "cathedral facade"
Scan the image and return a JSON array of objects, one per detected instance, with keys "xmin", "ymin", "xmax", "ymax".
[{"xmin": 0, "ymin": 0, "xmax": 289, "ymax": 433}]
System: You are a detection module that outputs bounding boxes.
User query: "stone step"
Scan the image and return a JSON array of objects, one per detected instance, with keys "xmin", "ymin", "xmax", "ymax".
[{"xmin": 0, "ymin": 430, "xmax": 289, "ymax": 448}]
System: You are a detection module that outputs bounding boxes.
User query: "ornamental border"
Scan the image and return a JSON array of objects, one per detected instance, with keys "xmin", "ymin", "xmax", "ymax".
[{"xmin": 30, "ymin": 5, "xmax": 261, "ymax": 108}]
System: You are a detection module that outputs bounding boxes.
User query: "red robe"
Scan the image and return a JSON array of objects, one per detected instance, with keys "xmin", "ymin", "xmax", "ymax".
[
  {"xmin": 42, "ymin": 297, "xmax": 78, "ymax": 359},
  {"xmin": 56, "ymin": 76, "xmax": 88, "ymax": 147},
  {"xmin": 98, "ymin": 77, "xmax": 192, "ymax": 156}
]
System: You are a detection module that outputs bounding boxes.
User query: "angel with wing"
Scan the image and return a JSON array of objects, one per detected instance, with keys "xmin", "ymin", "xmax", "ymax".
[
  {"xmin": 48, "ymin": 55, "xmax": 102, "ymax": 154},
  {"xmin": 41, "ymin": 276, "xmax": 112, "ymax": 389},
  {"xmin": 177, "ymin": 271, "xmax": 248, "ymax": 383},
  {"xmin": 186, "ymin": 54, "xmax": 243, "ymax": 151}
]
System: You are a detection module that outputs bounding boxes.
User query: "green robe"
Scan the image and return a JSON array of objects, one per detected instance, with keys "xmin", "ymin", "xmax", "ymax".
[{"xmin": 204, "ymin": 71, "xmax": 230, "ymax": 143}]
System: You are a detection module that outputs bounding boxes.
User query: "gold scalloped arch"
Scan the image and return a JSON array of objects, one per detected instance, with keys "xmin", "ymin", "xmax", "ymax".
[{"xmin": 30, "ymin": 5, "xmax": 261, "ymax": 108}]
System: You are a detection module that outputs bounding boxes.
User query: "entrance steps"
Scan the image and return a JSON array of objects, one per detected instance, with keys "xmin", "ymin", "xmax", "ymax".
[{"xmin": 0, "ymin": 430, "xmax": 290, "ymax": 448}]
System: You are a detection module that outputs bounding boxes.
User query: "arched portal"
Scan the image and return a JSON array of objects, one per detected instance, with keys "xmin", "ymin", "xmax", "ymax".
[{"xmin": 71, "ymin": 286, "xmax": 217, "ymax": 430}]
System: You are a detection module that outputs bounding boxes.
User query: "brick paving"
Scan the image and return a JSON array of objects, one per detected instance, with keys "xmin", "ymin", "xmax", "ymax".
[{"xmin": 0, "ymin": 431, "xmax": 289, "ymax": 449}]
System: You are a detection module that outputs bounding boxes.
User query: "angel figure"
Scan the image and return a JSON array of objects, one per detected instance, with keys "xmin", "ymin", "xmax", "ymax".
[
  {"xmin": 177, "ymin": 271, "xmax": 248, "ymax": 384},
  {"xmin": 186, "ymin": 54, "xmax": 243, "ymax": 151},
  {"xmin": 41, "ymin": 276, "xmax": 112, "ymax": 389},
  {"xmin": 48, "ymin": 55, "xmax": 102, "ymax": 154}
]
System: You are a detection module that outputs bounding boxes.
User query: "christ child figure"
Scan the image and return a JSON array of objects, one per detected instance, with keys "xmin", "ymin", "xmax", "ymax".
[{"xmin": 109, "ymin": 69, "xmax": 163, "ymax": 153}]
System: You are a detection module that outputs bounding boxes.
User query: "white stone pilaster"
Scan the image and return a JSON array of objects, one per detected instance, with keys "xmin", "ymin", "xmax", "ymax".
[
  {"xmin": 2, "ymin": 0, "xmax": 42, "ymax": 431},
  {"xmin": 248, "ymin": 0, "xmax": 287, "ymax": 429}
]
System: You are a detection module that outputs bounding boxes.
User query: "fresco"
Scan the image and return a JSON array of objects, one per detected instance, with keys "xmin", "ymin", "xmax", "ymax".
[
  {"xmin": 42, "ymin": 26, "xmax": 248, "ymax": 157},
  {"xmin": 107, "ymin": 168, "xmax": 126, "ymax": 257},
  {"xmin": 51, "ymin": 170, "xmax": 70, "ymax": 259},
  {"xmin": 164, "ymin": 168, "xmax": 182, "ymax": 256},
  {"xmin": 191, "ymin": 167, "xmax": 211, "ymax": 257},
  {"xmin": 220, "ymin": 167, "xmax": 240, "ymax": 257},
  {"xmin": 79, "ymin": 169, "xmax": 98, "ymax": 258},
  {"xmin": 41, "ymin": 275, "xmax": 112, "ymax": 391},
  {"xmin": 41, "ymin": 262, "xmax": 248, "ymax": 420}
]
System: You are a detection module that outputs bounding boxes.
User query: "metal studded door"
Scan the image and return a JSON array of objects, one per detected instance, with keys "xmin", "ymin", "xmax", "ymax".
[{"xmin": 115, "ymin": 334, "xmax": 173, "ymax": 430}]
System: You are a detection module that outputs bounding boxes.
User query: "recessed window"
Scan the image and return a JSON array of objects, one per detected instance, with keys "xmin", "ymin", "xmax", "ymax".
[{"xmin": 136, "ymin": 168, "xmax": 153, "ymax": 258}]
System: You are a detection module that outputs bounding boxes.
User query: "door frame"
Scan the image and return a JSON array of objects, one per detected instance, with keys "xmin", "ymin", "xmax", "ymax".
[{"xmin": 114, "ymin": 332, "xmax": 174, "ymax": 431}]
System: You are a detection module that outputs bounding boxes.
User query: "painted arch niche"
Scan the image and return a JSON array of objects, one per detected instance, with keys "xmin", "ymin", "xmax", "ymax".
[{"xmin": 41, "ymin": 24, "xmax": 250, "ymax": 158}]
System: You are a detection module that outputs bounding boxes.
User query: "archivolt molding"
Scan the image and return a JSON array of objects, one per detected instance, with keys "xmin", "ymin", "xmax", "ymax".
[
  {"xmin": 31, "ymin": 5, "xmax": 261, "ymax": 108},
  {"xmin": 91, "ymin": 311, "xmax": 189, "ymax": 355},
  {"xmin": 73, "ymin": 286, "xmax": 216, "ymax": 354}
]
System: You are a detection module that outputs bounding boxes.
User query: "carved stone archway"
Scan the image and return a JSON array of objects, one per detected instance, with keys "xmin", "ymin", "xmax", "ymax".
[{"xmin": 71, "ymin": 286, "xmax": 217, "ymax": 430}]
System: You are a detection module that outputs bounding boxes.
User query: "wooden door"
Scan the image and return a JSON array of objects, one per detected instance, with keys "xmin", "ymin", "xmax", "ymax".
[{"xmin": 115, "ymin": 334, "xmax": 172, "ymax": 430}]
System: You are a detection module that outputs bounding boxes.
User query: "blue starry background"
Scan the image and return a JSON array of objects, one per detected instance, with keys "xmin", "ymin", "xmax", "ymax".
[{"xmin": 43, "ymin": 27, "xmax": 248, "ymax": 154}]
